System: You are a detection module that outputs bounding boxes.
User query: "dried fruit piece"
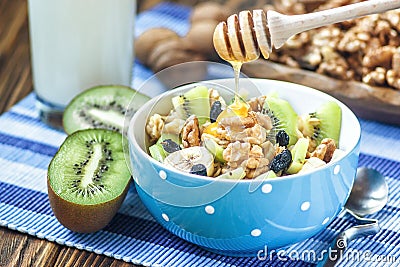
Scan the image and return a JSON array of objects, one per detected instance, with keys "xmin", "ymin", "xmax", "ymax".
[
  {"xmin": 190, "ymin": 164, "xmax": 208, "ymax": 176},
  {"xmin": 210, "ymin": 101, "xmax": 223, "ymax": 123},
  {"xmin": 269, "ymin": 149, "xmax": 292, "ymax": 174},
  {"xmin": 161, "ymin": 139, "xmax": 181, "ymax": 154},
  {"xmin": 276, "ymin": 130, "xmax": 289, "ymax": 147}
]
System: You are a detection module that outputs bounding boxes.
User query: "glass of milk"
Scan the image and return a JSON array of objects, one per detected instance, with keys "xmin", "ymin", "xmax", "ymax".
[{"xmin": 28, "ymin": 0, "xmax": 136, "ymax": 129}]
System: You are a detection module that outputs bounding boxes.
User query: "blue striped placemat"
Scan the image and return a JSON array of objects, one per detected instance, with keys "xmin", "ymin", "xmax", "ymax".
[{"xmin": 1, "ymin": 3, "xmax": 400, "ymax": 266}]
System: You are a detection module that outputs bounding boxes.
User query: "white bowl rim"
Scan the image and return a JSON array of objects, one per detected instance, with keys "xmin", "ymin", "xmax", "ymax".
[{"xmin": 128, "ymin": 78, "xmax": 361, "ymax": 184}]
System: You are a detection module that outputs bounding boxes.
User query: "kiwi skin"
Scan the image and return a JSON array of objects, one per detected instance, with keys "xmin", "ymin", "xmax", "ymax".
[{"xmin": 47, "ymin": 180, "xmax": 129, "ymax": 233}]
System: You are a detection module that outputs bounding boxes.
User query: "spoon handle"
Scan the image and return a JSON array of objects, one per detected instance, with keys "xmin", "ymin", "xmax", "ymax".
[
  {"xmin": 268, "ymin": 0, "xmax": 400, "ymax": 48},
  {"xmin": 317, "ymin": 222, "xmax": 380, "ymax": 267}
]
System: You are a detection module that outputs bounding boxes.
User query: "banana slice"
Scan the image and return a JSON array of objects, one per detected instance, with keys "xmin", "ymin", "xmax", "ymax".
[
  {"xmin": 298, "ymin": 157, "xmax": 326, "ymax": 174},
  {"xmin": 164, "ymin": 146, "xmax": 215, "ymax": 176}
]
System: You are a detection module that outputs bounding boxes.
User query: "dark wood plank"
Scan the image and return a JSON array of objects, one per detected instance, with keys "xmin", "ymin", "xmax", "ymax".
[
  {"xmin": 0, "ymin": 0, "xmax": 143, "ymax": 266},
  {"xmin": 0, "ymin": 0, "xmax": 32, "ymax": 114},
  {"xmin": 0, "ymin": 228, "xmax": 135, "ymax": 267}
]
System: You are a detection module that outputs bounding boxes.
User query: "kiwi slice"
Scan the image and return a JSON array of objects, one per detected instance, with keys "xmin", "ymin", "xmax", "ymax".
[
  {"xmin": 217, "ymin": 167, "xmax": 246, "ymax": 180},
  {"xmin": 47, "ymin": 129, "xmax": 131, "ymax": 233},
  {"xmin": 263, "ymin": 96, "xmax": 298, "ymax": 146},
  {"xmin": 63, "ymin": 85, "xmax": 150, "ymax": 135},
  {"xmin": 149, "ymin": 135, "xmax": 182, "ymax": 162},
  {"xmin": 255, "ymin": 170, "xmax": 277, "ymax": 180},
  {"xmin": 172, "ymin": 85, "xmax": 210, "ymax": 126},
  {"xmin": 203, "ymin": 138, "xmax": 226, "ymax": 163},
  {"xmin": 299, "ymin": 101, "xmax": 342, "ymax": 147},
  {"xmin": 149, "ymin": 143, "xmax": 167, "ymax": 162},
  {"xmin": 286, "ymin": 137, "xmax": 309, "ymax": 174},
  {"xmin": 156, "ymin": 133, "xmax": 181, "ymax": 146}
]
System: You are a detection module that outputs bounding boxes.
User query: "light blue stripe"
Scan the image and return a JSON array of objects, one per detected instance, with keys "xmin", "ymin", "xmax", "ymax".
[
  {"xmin": 0, "ymin": 143, "xmax": 51, "ymax": 169},
  {"xmin": 0, "ymin": 115, "xmax": 66, "ymax": 148}
]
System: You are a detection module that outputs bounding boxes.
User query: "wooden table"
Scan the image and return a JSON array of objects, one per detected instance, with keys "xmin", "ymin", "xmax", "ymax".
[{"xmin": 0, "ymin": 0, "xmax": 159, "ymax": 266}]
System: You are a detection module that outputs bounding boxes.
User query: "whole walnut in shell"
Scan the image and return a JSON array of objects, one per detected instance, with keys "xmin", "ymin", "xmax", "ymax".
[{"xmin": 135, "ymin": 2, "xmax": 232, "ymax": 73}]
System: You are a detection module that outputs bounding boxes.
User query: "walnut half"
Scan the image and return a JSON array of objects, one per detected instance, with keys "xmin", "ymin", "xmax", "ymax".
[
  {"xmin": 181, "ymin": 115, "xmax": 201, "ymax": 148},
  {"xmin": 310, "ymin": 138, "xmax": 336, "ymax": 163},
  {"xmin": 146, "ymin": 114, "xmax": 164, "ymax": 142}
]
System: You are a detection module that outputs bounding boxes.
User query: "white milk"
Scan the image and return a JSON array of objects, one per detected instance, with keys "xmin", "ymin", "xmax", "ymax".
[{"xmin": 28, "ymin": 0, "xmax": 135, "ymax": 107}]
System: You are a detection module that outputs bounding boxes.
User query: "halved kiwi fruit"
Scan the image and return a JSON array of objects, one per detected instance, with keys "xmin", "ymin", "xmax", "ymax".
[
  {"xmin": 263, "ymin": 96, "xmax": 298, "ymax": 146},
  {"xmin": 63, "ymin": 85, "xmax": 150, "ymax": 135},
  {"xmin": 47, "ymin": 129, "xmax": 131, "ymax": 233}
]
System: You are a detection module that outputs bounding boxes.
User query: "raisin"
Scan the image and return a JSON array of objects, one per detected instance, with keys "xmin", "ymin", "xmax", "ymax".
[
  {"xmin": 190, "ymin": 164, "xmax": 207, "ymax": 176},
  {"xmin": 276, "ymin": 130, "xmax": 289, "ymax": 147},
  {"xmin": 161, "ymin": 139, "xmax": 181, "ymax": 153},
  {"xmin": 210, "ymin": 101, "xmax": 223, "ymax": 123},
  {"xmin": 270, "ymin": 149, "xmax": 292, "ymax": 173}
]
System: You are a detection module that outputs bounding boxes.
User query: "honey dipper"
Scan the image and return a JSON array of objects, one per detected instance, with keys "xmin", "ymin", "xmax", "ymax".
[{"xmin": 213, "ymin": 0, "xmax": 400, "ymax": 62}]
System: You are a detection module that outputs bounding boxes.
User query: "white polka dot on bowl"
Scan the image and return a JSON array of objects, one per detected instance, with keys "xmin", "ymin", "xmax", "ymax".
[
  {"xmin": 159, "ymin": 170, "xmax": 167, "ymax": 180},
  {"xmin": 205, "ymin": 205, "xmax": 215, "ymax": 215},
  {"xmin": 261, "ymin": 184, "xmax": 272, "ymax": 194},
  {"xmin": 301, "ymin": 201, "xmax": 311, "ymax": 211},
  {"xmin": 322, "ymin": 217, "xmax": 330, "ymax": 225},
  {"xmin": 251, "ymin": 229, "xmax": 261, "ymax": 237},
  {"xmin": 161, "ymin": 213, "xmax": 169, "ymax": 222}
]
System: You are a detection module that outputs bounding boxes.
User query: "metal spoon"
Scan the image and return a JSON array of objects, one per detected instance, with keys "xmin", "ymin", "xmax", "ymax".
[{"xmin": 318, "ymin": 167, "xmax": 389, "ymax": 267}]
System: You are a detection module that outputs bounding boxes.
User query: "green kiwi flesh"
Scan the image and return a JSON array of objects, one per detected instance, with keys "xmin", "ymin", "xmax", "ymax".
[
  {"xmin": 314, "ymin": 101, "xmax": 341, "ymax": 145},
  {"xmin": 63, "ymin": 85, "xmax": 150, "ymax": 135},
  {"xmin": 203, "ymin": 138, "xmax": 226, "ymax": 163},
  {"xmin": 149, "ymin": 143, "xmax": 167, "ymax": 162},
  {"xmin": 148, "ymin": 134, "xmax": 182, "ymax": 162},
  {"xmin": 255, "ymin": 170, "xmax": 277, "ymax": 180},
  {"xmin": 47, "ymin": 129, "xmax": 131, "ymax": 233},
  {"xmin": 300, "ymin": 101, "xmax": 342, "ymax": 147},
  {"xmin": 263, "ymin": 96, "xmax": 298, "ymax": 146},
  {"xmin": 286, "ymin": 138, "xmax": 309, "ymax": 174},
  {"xmin": 156, "ymin": 133, "xmax": 181, "ymax": 145},
  {"xmin": 172, "ymin": 85, "xmax": 210, "ymax": 126},
  {"xmin": 217, "ymin": 167, "xmax": 246, "ymax": 180}
]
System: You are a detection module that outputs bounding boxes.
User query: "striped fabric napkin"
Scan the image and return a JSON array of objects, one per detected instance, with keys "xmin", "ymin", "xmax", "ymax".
[{"xmin": 1, "ymin": 2, "xmax": 399, "ymax": 266}]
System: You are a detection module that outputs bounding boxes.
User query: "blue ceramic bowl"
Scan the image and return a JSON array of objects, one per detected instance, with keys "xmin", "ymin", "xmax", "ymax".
[{"xmin": 127, "ymin": 78, "xmax": 361, "ymax": 256}]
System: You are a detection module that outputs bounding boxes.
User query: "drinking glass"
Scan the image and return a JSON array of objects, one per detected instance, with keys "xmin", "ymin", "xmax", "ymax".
[{"xmin": 28, "ymin": 0, "xmax": 136, "ymax": 129}]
